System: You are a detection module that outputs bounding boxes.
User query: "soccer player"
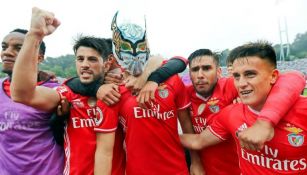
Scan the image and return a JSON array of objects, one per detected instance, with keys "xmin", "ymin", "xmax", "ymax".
[
  {"xmin": 186, "ymin": 48, "xmax": 304, "ymax": 174},
  {"xmin": 181, "ymin": 41, "xmax": 307, "ymax": 175},
  {"xmin": 95, "ymin": 12, "xmax": 200, "ymax": 175},
  {"xmin": 10, "ymin": 7, "xmax": 126, "ymax": 175},
  {"xmin": 0, "ymin": 28, "xmax": 63, "ymax": 174}
]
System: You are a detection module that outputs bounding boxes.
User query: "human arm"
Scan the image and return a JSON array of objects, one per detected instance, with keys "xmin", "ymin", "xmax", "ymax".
[
  {"xmin": 238, "ymin": 71, "xmax": 306, "ymax": 150},
  {"xmin": 136, "ymin": 56, "xmax": 188, "ymax": 107},
  {"xmin": 10, "ymin": 7, "xmax": 61, "ymax": 111},
  {"xmin": 94, "ymin": 132, "xmax": 115, "ymax": 175},
  {"xmin": 178, "ymin": 109, "xmax": 204, "ymax": 175},
  {"xmin": 180, "ymin": 129, "xmax": 222, "ymax": 150},
  {"xmin": 125, "ymin": 55, "xmax": 164, "ymax": 93}
]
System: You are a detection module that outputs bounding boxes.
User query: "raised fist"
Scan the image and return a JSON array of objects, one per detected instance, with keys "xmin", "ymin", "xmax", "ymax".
[{"xmin": 30, "ymin": 7, "xmax": 61, "ymax": 39}]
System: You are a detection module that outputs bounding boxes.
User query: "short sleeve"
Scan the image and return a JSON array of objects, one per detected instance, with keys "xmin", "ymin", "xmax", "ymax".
[
  {"xmin": 207, "ymin": 105, "xmax": 234, "ymax": 140},
  {"xmin": 174, "ymin": 76, "xmax": 191, "ymax": 110},
  {"xmin": 94, "ymin": 100, "xmax": 119, "ymax": 133}
]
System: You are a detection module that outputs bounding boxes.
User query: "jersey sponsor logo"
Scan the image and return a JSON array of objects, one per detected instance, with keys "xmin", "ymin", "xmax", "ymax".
[
  {"xmin": 208, "ymin": 97, "xmax": 220, "ymax": 113},
  {"xmin": 71, "ymin": 107, "xmax": 103, "ymax": 128},
  {"xmin": 133, "ymin": 102, "xmax": 175, "ymax": 120},
  {"xmin": 241, "ymin": 145, "xmax": 307, "ymax": 172},
  {"xmin": 157, "ymin": 84, "xmax": 169, "ymax": 98},
  {"xmin": 0, "ymin": 111, "xmax": 42, "ymax": 131},
  {"xmin": 197, "ymin": 103, "xmax": 206, "ymax": 115},
  {"xmin": 285, "ymin": 125, "xmax": 304, "ymax": 147},
  {"xmin": 193, "ymin": 117, "xmax": 207, "ymax": 133}
]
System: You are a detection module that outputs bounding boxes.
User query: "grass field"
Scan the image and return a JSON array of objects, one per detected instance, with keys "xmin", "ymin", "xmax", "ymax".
[{"xmin": 304, "ymin": 88, "xmax": 307, "ymax": 96}]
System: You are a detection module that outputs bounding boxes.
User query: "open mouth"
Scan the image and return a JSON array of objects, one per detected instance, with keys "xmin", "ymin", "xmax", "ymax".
[{"xmin": 240, "ymin": 90, "xmax": 253, "ymax": 96}]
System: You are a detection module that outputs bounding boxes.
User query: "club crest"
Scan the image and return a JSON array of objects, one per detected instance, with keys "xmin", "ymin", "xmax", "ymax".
[
  {"xmin": 207, "ymin": 97, "xmax": 220, "ymax": 113},
  {"xmin": 158, "ymin": 84, "xmax": 169, "ymax": 98},
  {"xmin": 285, "ymin": 125, "xmax": 304, "ymax": 147}
]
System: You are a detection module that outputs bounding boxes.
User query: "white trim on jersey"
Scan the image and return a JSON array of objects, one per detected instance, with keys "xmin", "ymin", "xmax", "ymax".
[{"xmin": 207, "ymin": 126, "xmax": 227, "ymax": 141}]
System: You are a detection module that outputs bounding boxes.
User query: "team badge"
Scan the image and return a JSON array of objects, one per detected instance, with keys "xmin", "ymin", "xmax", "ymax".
[
  {"xmin": 158, "ymin": 89, "xmax": 169, "ymax": 98},
  {"xmin": 285, "ymin": 125, "xmax": 304, "ymax": 147},
  {"xmin": 197, "ymin": 103, "xmax": 206, "ymax": 115},
  {"xmin": 88, "ymin": 97, "xmax": 97, "ymax": 108},
  {"xmin": 207, "ymin": 97, "xmax": 220, "ymax": 113},
  {"xmin": 157, "ymin": 84, "xmax": 169, "ymax": 98}
]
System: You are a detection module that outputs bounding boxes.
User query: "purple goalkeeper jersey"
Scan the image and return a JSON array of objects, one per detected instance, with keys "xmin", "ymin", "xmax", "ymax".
[{"xmin": 0, "ymin": 78, "xmax": 64, "ymax": 175}]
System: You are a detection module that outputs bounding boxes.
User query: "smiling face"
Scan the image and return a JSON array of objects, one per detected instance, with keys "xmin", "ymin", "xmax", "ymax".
[
  {"xmin": 1, "ymin": 32, "xmax": 25, "ymax": 75},
  {"xmin": 189, "ymin": 56, "xmax": 221, "ymax": 97},
  {"xmin": 232, "ymin": 56, "xmax": 278, "ymax": 111},
  {"xmin": 75, "ymin": 46, "xmax": 105, "ymax": 84}
]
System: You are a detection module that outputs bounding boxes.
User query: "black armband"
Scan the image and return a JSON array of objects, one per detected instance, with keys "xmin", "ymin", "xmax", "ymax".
[
  {"xmin": 148, "ymin": 57, "xmax": 187, "ymax": 84},
  {"xmin": 66, "ymin": 77, "xmax": 102, "ymax": 97}
]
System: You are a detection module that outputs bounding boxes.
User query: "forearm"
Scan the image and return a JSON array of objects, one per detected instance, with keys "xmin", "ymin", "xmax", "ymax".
[
  {"xmin": 94, "ymin": 153, "xmax": 112, "ymax": 175},
  {"xmin": 148, "ymin": 57, "xmax": 187, "ymax": 84},
  {"xmin": 11, "ymin": 32, "xmax": 42, "ymax": 102},
  {"xmin": 260, "ymin": 71, "xmax": 305, "ymax": 125},
  {"xmin": 140, "ymin": 55, "xmax": 164, "ymax": 81}
]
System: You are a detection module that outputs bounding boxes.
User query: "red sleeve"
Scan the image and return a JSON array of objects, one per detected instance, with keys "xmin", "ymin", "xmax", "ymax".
[
  {"xmin": 259, "ymin": 71, "xmax": 306, "ymax": 125},
  {"xmin": 94, "ymin": 100, "xmax": 119, "ymax": 133},
  {"xmin": 55, "ymin": 85, "xmax": 72, "ymax": 100},
  {"xmin": 174, "ymin": 75, "xmax": 191, "ymax": 110},
  {"xmin": 207, "ymin": 105, "xmax": 234, "ymax": 140}
]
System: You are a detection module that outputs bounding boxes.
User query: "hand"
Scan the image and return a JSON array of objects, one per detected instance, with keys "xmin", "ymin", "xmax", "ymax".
[
  {"xmin": 136, "ymin": 81, "xmax": 158, "ymax": 109},
  {"xmin": 96, "ymin": 84, "xmax": 120, "ymax": 105},
  {"xmin": 30, "ymin": 7, "xmax": 61, "ymax": 39},
  {"xmin": 125, "ymin": 74, "xmax": 147, "ymax": 95},
  {"xmin": 238, "ymin": 119, "xmax": 274, "ymax": 151},
  {"xmin": 56, "ymin": 97, "xmax": 70, "ymax": 116},
  {"xmin": 104, "ymin": 72, "xmax": 123, "ymax": 85}
]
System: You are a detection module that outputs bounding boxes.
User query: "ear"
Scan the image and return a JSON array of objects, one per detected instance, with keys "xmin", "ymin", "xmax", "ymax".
[
  {"xmin": 103, "ymin": 56, "xmax": 114, "ymax": 72},
  {"xmin": 37, "ymin": 54, "xmax": 44, "ymax": 63},
  {"xmin": 270, "ymin": 69, "xmax": 279, "ymax": 85},
  {"xmin": 217, "ymin": 66, "xmax": 222, "ymax": 78}
]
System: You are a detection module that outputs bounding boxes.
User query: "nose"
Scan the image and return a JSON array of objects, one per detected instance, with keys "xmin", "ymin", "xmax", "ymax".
[
  {"xmin": 197, "ymin": 69, "xmax": 205, "ymax": 79},
  {"xmin": 80, "ymin": 59, "xmax": 90, "ymax": 68},
  {"xmin": 1, "ymin": 46, "xmax": 16, "ymax": 58},
  {"xmin": 237, "ymin": 76, "xmax": 248, "ymax": 88}
]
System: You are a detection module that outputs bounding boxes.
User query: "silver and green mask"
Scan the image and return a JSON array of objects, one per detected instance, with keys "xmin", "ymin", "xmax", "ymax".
[{"xmin": 111, "ymin": 11, "xmax": 150, "ymax": 76}]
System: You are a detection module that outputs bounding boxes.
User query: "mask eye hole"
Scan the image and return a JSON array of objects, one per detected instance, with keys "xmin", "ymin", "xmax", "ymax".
[
  {"xmin": 136, "ymin": 42, "xmax": 146, "ymax": 52},
  {"xmin": 120, "ymin": 42, "xmax": 133, "ymax": 52}
]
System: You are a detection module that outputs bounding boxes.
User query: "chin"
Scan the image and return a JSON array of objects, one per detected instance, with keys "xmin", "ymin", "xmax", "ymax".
[{"xmin": 80, "ymin": 79, "xmax": 93, "ymax": 84}]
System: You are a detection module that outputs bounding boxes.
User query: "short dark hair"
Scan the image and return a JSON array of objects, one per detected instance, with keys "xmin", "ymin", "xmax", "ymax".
[
  {"xmin": 73, "ymin": 36, "xmax": 109, "ymax": 61},
  {"xmin": 188, "ymin": 49, "xmax": 220, "ymax": 67},
  {"xmin": 104, "ymin": 38, "xmax": 113, "ymax": 56},
  {"xmin": 228, "ymin": 40, "xmax": 277, "ymax": 68},
  {"xmin": 10, "ymin": 28, "xmax": 46, "ymax": 56}
]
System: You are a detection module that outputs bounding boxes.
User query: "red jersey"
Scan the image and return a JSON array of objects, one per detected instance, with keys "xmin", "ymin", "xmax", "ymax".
[
  {"xmin": 56, "ymin": 83, "xmax": 125, "ymax": 175},
  {"xmin": 188, "ymin": 77, "xmax": 240, "ymax": 175},
  {"xmin": 100, "ymin": 75, "xmax": 190, "ymax": 175},
  {"xmin": 209, "ymin": 96, "xmax": 307, "ymax": 175}
]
